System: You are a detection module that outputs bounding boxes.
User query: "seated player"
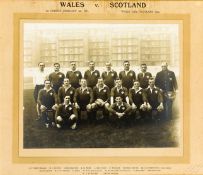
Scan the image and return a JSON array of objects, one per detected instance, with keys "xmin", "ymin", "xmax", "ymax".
[
  {"xmin": 92, "ymin": 78, "xmax": 110, "ymax": 121},
  {"xmin": 55, "ymin": 96, "xmax": 78, "ymax": 130},
  {"xmin": 110, "ymin": 78, "xmax": 129, "ymax": 105},
  {"xmin": 49, "ymin": 63, "xmax": 65, "ymax": 94},
  {"xmin": 74, "ymin": 79, "xmax": 93, "ymax": 122},
  {"xmin": 37, "ymin": 80, "xmax": 58, "ymax": 128},
  {"xmin": 101, "ymin": 62, "xmax": 118, "ymax": 90},
  {"xmin": 145, "ymin": 78, "xmax": 164, "ymax": 121},
  {"xmin": 84, "ymin": 61, "xmax": 100, "ymax": 89},
  {"xmin": 108, "ymin": 96, "xmax": 132, "ymax": 127},
  {"xmin": 58, "ymin": 78, "xmax": 75, "ymax": 104},
  {"xmin": 119, "ymin": 60, "xmax": 136, "ymax": 90},
  {"xmin": 66, "ymin": 61, "xmax": 82, "ymax": 89},
  {"xmin": 129, "ymin": 81, "xmax": 148, "ymax": 120}
]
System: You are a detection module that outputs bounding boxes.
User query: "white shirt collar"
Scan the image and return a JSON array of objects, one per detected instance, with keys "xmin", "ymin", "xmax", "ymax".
[
  {"xmin": 96, "ymin": 84, "xmax": 107, "ymax": 89},
  {"xmin": 116, "ymin": 86, "xmax": 123, "ymax": 91},
  {"xmin": 63, "ymin": 85, "xmax": 71, "ymax": 90},
  {"xmin": 147, "ymin": 86, "xmax": 157, "ymax": 90},
  {"xmin": 43, "ymin": 87, "xmax": 52, "ymax": 92},
  {"xmin": 64, "ymin": 102, "xmax": 72, "ymax": 106},
  {"xmin": 80, "ymin": 86, "xmax": 88, "ymax": 92},
  {"xmin": 116, "ymin": 102, "xmax": 124, "ymax": 107},
  {"xmin": 106, "ymin": 69, "xmax": 113, "ymax": 73},
  {"xmin": 132, "ymin": 87, "xmax": 142, "ymax": 93}
]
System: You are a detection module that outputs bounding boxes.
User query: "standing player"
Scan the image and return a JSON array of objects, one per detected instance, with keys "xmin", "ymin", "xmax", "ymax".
[
  {"xmin": 74, "ymin": 79, "xmax": 93, "ymax": 122},
  {"xmin": 49, "ymin": 63, "xmax": 65, "ymax": 94},
  {"xmin": 129, "ymin": 81, "xmax": 147, "ymax": 120},
  {"xmin": 37, "ymin": 80, "xmax": 58, "ymax": 128},
  {"xmin": 119, "ymin": 60, "xmax": 136, "ymax": 90},
  {"xmin": 92, "ymin": 78, "xmax": 110, "ymax": 121},
  {"xmin": 110, "ymin": 78, "xmax": 129, "ymax": 105},
  {"xmin": 155, "ymin": 62, "xmax": 178, "ymax": 120},
  {"xmin": 66, "ymin": 61, "xmax": 82, "ymax": 89},
  {"xmin": 58, "ymin": 78, "xmax": 75, "ymax": 104},
  {"xmin": 33, "ymin": 62, "xmax": 47, "ymax": 120},
  {"xmin": 145, "ymin": 78, "xmax": 164, "ymax": 121},
  {"xmin": 55, "ymin": 95, "xmax": 78, "ymax": 130},
  {"xmin": 101, "ymin": 62, "xmax": 118, "ymax": 90},
  {"xmin": 84, "ymin": 61, "xmax": 100, "ymax": 89},
  {"xmin": 137, "ymin": 63, "xmax": 152, "ymax": 89}
]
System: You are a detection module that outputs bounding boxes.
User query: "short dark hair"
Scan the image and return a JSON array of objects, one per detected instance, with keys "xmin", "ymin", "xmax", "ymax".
[
  {"xmin": 149, "ymin": 77, "xmax": 155, "ymax": 81},
  {"xmin": 115, "ymin": 96, "xmax": 123, "ymax": 100},
  {"xmin": 89, "ymin": 61, "xmax": 95, "ymax": 64},
  {"xmin": 115, "ymin": 78, "xmax": 121, "ymax": 81},
  {"xmin": 44, "ymin": 79, "xmax": 50, "ymax": 84},
  {"xmin": 54, "ymin": 62, "xmax": 60, "ymax": 67},
  {"xmin": 141, "ymin": 63, "xmax": 147, "ymax": 66},
  {"xmin": 38, "ymin": 62, "xmax": 45, "ymax": 66},
  {"xmin": 123, "ymin": 60, "xmax": 129, "ymax": 64}
]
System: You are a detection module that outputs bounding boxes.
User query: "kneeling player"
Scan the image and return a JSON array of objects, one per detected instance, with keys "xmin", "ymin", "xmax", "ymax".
[
  {"xmin": 129, "ymin": 81, "xmax": 148, "ymax": 120},
  {"xmin": 108, "ymin": 96, "xmax": 132, "ymax": 127},
  {"xmin": 55, "ymin": 96, "xmax": 78, "ymax": 129},
  {"xmin": 92, "ymin": 78, "xmax": 110, "ymax": 121},
  {"xmin": 37, "ymin": 80, "xmax": 58, "ymax": 128},
  {"xmin": 74, "ymin": 79, "xmax": 93, "ymax": 122},
  {"xmin": 145, "ymin": 78, "xmax": 164, "ymax": 121}
]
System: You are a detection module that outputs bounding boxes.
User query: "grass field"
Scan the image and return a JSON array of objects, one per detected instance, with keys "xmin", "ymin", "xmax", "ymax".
[{"xmin": 23, "ymin": 89, "xmax": 179, "ymax": 148}]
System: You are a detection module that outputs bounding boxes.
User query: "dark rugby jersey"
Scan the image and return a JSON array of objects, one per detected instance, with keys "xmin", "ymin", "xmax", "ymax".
[
  {"xmin": 137, "ymin": 72, "xmax": 152, "ymax": 89},
  {"xmin": 56, "ymin": 103, "xmax": 76, "ymax": 119},
  {"xmin": 49, "ymin": 72, "xmax": 65, "ymax": 93},
  {"xmin": 74, "ymin": 87, "xmax": 93, "ymax": 110},
  {"xmin": 58, "ymin": 86, "xmax": 75, "ymax": 104},
  {"xmin": 109, "ymin": 102, "xmax": 131, "ymax": 114},
  {"xmin": 66, "ymin": 70, "xmax": 82, "ymax": 89},
  {"xmin": 37, "ymin": 88, "xmax": 58, "ymax": 109},
  {"xmin": 129, "ymin": 88, "xmax": 147, "ymax": 108},
  {"xmin": 111, "ymin": 86, "xmax": 128, "ymax": 103},
  {"xmin": 119, "ymin": 70, "xmax": 136, "ymax": 89},
  {"xmin": 84, "ymin": 70, "xmax": 100, "ymax": 88},
  {"xmin": 145, "ymin": 87, "xmax": 163, "ymax": 109},
  {"xmin": 93, "ymin": 85, "xmax": 110, "ymax": 102},
  {"xmin": 101, "ymin": 70, "xmax": 118, "ymax": 89}
]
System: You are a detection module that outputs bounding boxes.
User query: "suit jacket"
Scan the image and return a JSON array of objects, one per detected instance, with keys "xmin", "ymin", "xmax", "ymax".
[{"xmin": 155, "ymin": 70, "xmax": 178, "ymax": 92}]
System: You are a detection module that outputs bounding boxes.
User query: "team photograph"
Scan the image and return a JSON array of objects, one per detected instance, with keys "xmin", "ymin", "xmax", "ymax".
[{"xmin": 23, "ymin": 23, "xmax": 180, "ymax": 148}]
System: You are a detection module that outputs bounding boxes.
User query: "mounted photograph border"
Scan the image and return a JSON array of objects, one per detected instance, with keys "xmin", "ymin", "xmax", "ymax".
[{"xmin": 13, "ymin": 13, "xmax": 190, "ymax": 164}]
